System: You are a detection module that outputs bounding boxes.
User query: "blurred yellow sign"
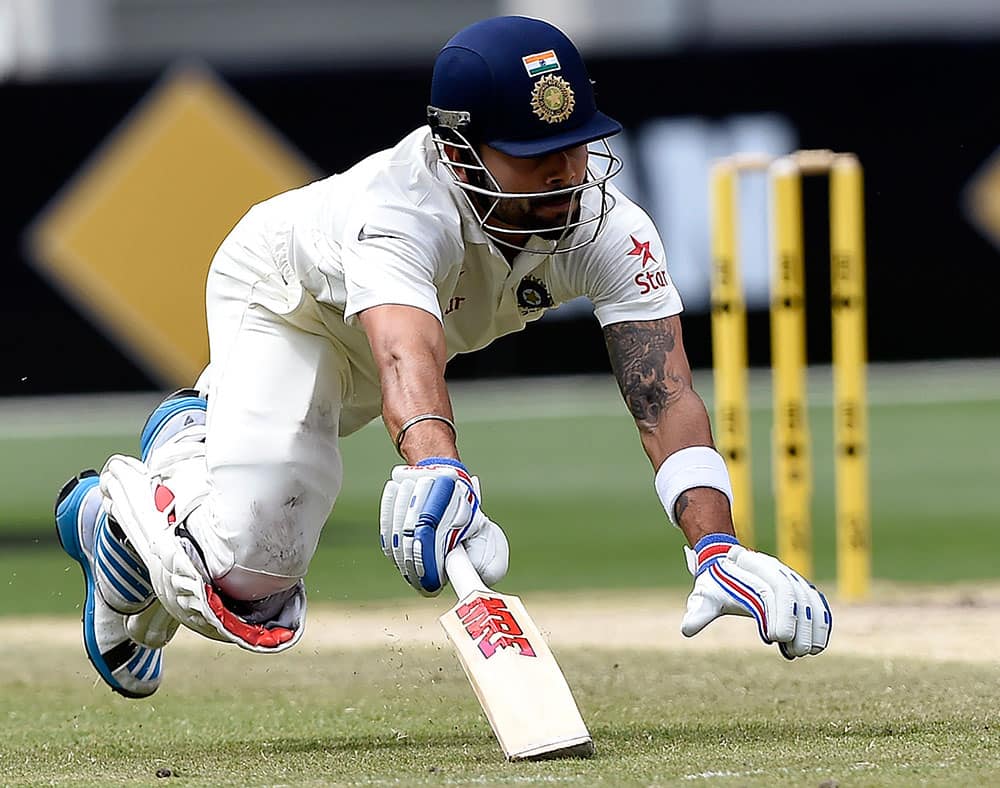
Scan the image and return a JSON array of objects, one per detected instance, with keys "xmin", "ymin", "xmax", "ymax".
[
  {"xmin": 965, "ymin": 147, "xmax": 1000, "ymax": 253},
  {"xmin": 28, "ymin": 65, "xmax": 319, "ymax": 387}
]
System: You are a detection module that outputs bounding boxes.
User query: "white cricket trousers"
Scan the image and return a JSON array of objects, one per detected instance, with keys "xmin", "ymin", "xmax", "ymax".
[{"xmin": 183, "ymin": 204, "xmax": 348, "ymax": 601}]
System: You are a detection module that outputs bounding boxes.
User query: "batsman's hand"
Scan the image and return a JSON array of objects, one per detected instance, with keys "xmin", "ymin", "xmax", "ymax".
[
  {"xmin": 379, "ymin": 458, "xmax": 508, "ymax": 597},
  {"xmin": 680, "ymin": 534, "xmax": 832, "ymax": 659}
]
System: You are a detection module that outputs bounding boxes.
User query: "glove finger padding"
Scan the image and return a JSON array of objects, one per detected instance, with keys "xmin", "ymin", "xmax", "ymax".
[
  {"xmin": 403, "ymin": 476, "xmax": 441, "ymax": 592},
  {"xmin": 727, "ymin": 546, "xmax": 797, "ymax": 643},
  {"xmin": 778, "ymin": 571, "xmax": 815, "ymax": 658},
  {"xmin": 390, "ymin": 478, "xmax": 415, "ymax": 585},
  {"xmin": 806, "ymin": 583, "xmax": 832, "ymax": 656},
  {"xmin": 730, "ymin": 547, "xmax": 832, "ymax": 657},
  {"xmin": 790, "ymin": 574, "xmax": 831, "ymax": 658},
  {"xmin": 379, "ymin": 480, "xmax": 398, "ymax": 560}
]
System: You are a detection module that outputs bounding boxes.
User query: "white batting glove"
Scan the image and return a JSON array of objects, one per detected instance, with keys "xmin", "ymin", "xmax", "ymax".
[
  {"xmin": 379, "ymin": 458, "xmax": 509, "ymax": 597},
  {"xmin": 680, "ymin": 534, "xmax": 832, "ymax": 659}
]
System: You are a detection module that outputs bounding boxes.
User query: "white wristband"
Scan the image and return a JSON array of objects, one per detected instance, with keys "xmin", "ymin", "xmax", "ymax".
[{"xmin": 654, "ymin": 446, "xmax": 735, "ymax": 528}]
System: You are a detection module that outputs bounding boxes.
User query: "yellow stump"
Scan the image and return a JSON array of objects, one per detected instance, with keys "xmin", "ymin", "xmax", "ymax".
[
  {"xmin": 709, "ymin": 162, "xmax": 754, "ymax": 547},
  {"xmin": 708, "ymin": 149, "xmax": 870, "ymax": 598},
  {"xmin": 830, "ymin": 155, "xmax": 871, "ymax": 600},
  {"xmin": 769, "ymin": 157, "xmax": 813, "ymax": 578}
]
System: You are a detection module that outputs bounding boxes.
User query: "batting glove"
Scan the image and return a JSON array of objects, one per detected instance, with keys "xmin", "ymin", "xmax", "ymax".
[
  {"xmin": 379, "ymin": 458, "xmax": 509, "ymax": 596},
  {"xmin": 681, "ymin": 534, "xmax": 832, "ymax": 659}
]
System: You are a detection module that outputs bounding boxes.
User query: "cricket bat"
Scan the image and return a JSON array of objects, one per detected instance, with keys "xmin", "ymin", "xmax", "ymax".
[{"xmin": 439, "ymin": 544, "xmax": 595, "ymax": 761}]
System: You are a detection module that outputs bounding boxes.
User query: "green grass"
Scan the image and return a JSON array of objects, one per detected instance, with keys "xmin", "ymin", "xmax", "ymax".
[
  {"xmin": 2, "ymin": 367, "xmax": 999, "ymax": 785},
  {"xmin": 1, "ymin": 366, "xmax": 999, "ymax": 616},
  {"xmin": 1, "ymin": 639, "xmax": 998, "ymax": 786}
]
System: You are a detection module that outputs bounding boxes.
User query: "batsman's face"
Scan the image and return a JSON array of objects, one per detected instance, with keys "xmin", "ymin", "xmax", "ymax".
[{"xmin": 478, "ymin": 144, "xmax": 588, "ymax": 231}]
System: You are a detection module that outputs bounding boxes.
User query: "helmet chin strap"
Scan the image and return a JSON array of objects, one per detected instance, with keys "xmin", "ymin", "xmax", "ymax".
[{"xmin": 428, "ymin": 119, "xmax": 622, "ymax": 255}]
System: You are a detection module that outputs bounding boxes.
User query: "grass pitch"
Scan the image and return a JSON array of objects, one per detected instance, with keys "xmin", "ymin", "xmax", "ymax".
[
  {"xmin": 1, "ymin": 630, "xmax": 998, "ymax": 786},
  {"xmin": 1, "ymin": 363, "xmax": 998, "ymax": 785}
]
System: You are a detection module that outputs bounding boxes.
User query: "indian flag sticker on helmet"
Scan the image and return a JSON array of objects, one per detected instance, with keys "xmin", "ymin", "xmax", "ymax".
[
  {"xmin": 530, "ymin": 74, "xmax": 575, "ymax": 124},
  {"xmin": 522, "ymin": 49, "xmax": 561, "ymax": 77}
]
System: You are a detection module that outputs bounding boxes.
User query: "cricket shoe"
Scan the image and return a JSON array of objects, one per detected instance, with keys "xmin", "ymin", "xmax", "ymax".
[
  {"xmin": 55, "ymin": 470, "xmax": 163, "ymax": 698},
  {"xmin": 140, "ymin": 388, "xmax": 207, "ymax": 462}
]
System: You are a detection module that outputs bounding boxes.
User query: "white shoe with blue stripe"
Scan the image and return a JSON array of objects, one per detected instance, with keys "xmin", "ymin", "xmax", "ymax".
[
  {"xmin": 140, "ymin": 388, "xmax": 207, "ymax": 462},
  {"xmin": 55, "ymin": 470, "xmax": 163, "ymax": 698}
]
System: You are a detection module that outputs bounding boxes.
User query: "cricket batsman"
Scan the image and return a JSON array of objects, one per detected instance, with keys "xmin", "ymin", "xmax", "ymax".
[{"xmin": 55, "ymin": 16, "xmax": 831, "ymax": 698}]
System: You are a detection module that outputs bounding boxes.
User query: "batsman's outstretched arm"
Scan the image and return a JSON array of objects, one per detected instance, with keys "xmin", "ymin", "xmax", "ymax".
[
  {"xmin": 359, "ymin": 304, "xmax": 509, "ymax": 597},
  {"xmin": 603, "ymin": 315, "xmax": 732, "ymax": 546},
  {"xmin": 358, "ymin": 304, "xmax": 459, "ymax": 463},
  {"xmin": 603, "ymin": 315, "xmax": 832, "ymax": 658}
]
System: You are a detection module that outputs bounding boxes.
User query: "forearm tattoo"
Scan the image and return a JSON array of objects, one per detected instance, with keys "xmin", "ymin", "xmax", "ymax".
[
  {"xmin": 603, "ymin": 319, "xmax": 686, "ymax": 432},
  {"xmin": 675, "ymin": 491, "xmax": 692, "ymax": 523}
]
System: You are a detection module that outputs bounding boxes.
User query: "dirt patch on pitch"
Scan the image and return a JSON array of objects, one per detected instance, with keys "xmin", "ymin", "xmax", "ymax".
[
  {"xmin": 298, "ymin": 583, "xmax": 1000, "ymax": 664},
  {"xmin": 16, "ymin": 582, "xmax": 1000, "ymax": 664}
]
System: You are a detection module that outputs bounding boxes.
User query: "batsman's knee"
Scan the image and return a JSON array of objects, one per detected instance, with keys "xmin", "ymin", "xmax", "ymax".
[{"xmin": 207, "ymin": 460, "xmax": 341, "ymax": 589}]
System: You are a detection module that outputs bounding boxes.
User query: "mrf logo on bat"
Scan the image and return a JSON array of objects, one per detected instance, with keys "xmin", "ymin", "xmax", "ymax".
[{"xmin": 455, "ymin": 595, "xmax": 537, "ymax": 659}]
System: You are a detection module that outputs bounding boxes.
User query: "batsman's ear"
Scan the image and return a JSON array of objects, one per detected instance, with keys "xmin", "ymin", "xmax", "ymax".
[{"xmin": 441, "ymin": 142, "xmax": 473, "ymax": 183}]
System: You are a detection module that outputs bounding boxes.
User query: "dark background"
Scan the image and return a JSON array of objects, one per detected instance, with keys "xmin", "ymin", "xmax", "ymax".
[{"xmin": 4, "ymin": 39, "xmax": 998, "ymax": 395}]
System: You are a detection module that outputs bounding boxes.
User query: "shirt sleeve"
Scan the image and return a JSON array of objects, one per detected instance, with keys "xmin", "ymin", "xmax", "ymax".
[
  {"xmin": 584, "ymin": 192, "xmax": 683, "ymax": 327},
  {"xmin": 341, "ymin": 201, "xmax": 461, "ymax": 326}
]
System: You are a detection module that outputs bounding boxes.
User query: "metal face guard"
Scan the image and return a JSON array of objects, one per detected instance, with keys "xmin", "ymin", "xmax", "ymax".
[{"xmin": 428, "ymin": 115, "xmax": 623, "ymax": 255}]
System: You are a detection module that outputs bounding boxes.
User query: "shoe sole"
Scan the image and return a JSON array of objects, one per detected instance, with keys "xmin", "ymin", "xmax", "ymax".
[{"xmin": 55, "ymin": 471, "xmax": 149, "ymax": 700}]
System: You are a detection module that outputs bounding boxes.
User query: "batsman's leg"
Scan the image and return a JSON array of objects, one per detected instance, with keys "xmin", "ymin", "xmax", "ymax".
[
  {"xmin": 55, "ymin": 389, "xmax": 210, "ymax": 697},
  {"xmin": 98, "ymin": 207, "xmax": 346, "ymax": 654}
]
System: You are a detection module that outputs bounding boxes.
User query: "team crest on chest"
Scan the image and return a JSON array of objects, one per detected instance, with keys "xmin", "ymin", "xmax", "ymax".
[
  {"xmin": 516, "ymin": 275, "xmax": 554, "ymax": 314},
  {"xmin": 530, "ymin": 74, "xmax": 575, "ymax": 124}
]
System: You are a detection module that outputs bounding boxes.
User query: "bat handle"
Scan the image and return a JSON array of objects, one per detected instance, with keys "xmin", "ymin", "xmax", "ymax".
[{"xmin": 445, "ymin": 543, "xmax": 491, "ymax": 599}]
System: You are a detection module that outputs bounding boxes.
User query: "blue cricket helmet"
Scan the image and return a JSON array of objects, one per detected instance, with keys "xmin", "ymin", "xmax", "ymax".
[{"xmin": 428, "ymin": 16, "xmax": 622, "ymax": 157}]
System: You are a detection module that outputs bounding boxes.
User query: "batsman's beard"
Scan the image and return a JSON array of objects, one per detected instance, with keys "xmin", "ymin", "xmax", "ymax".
[{"xmin": 474, "ymin": 191, "xmax": 583, "ymax": 244}]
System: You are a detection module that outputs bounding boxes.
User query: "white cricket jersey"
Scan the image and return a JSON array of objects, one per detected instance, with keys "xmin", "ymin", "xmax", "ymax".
[{"xmin": 226, "ymin": 126, "xmax": 682, "ymax": 434}]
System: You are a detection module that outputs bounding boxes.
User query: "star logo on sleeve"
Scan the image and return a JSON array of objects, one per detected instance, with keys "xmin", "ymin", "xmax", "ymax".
[{"xmin": 627, "ymin": 235, "xmax": 656, "ymax": 267}]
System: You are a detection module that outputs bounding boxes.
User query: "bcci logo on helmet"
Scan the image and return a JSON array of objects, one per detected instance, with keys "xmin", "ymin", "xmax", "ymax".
[{"xmin": 530, "ymin": 74, "xmax": 575, "ymax": 124}]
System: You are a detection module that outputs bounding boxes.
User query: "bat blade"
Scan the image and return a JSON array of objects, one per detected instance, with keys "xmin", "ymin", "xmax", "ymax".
[{"xmin": 439, "ymin": 587, "xmax": 594, "ymax": 761}]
